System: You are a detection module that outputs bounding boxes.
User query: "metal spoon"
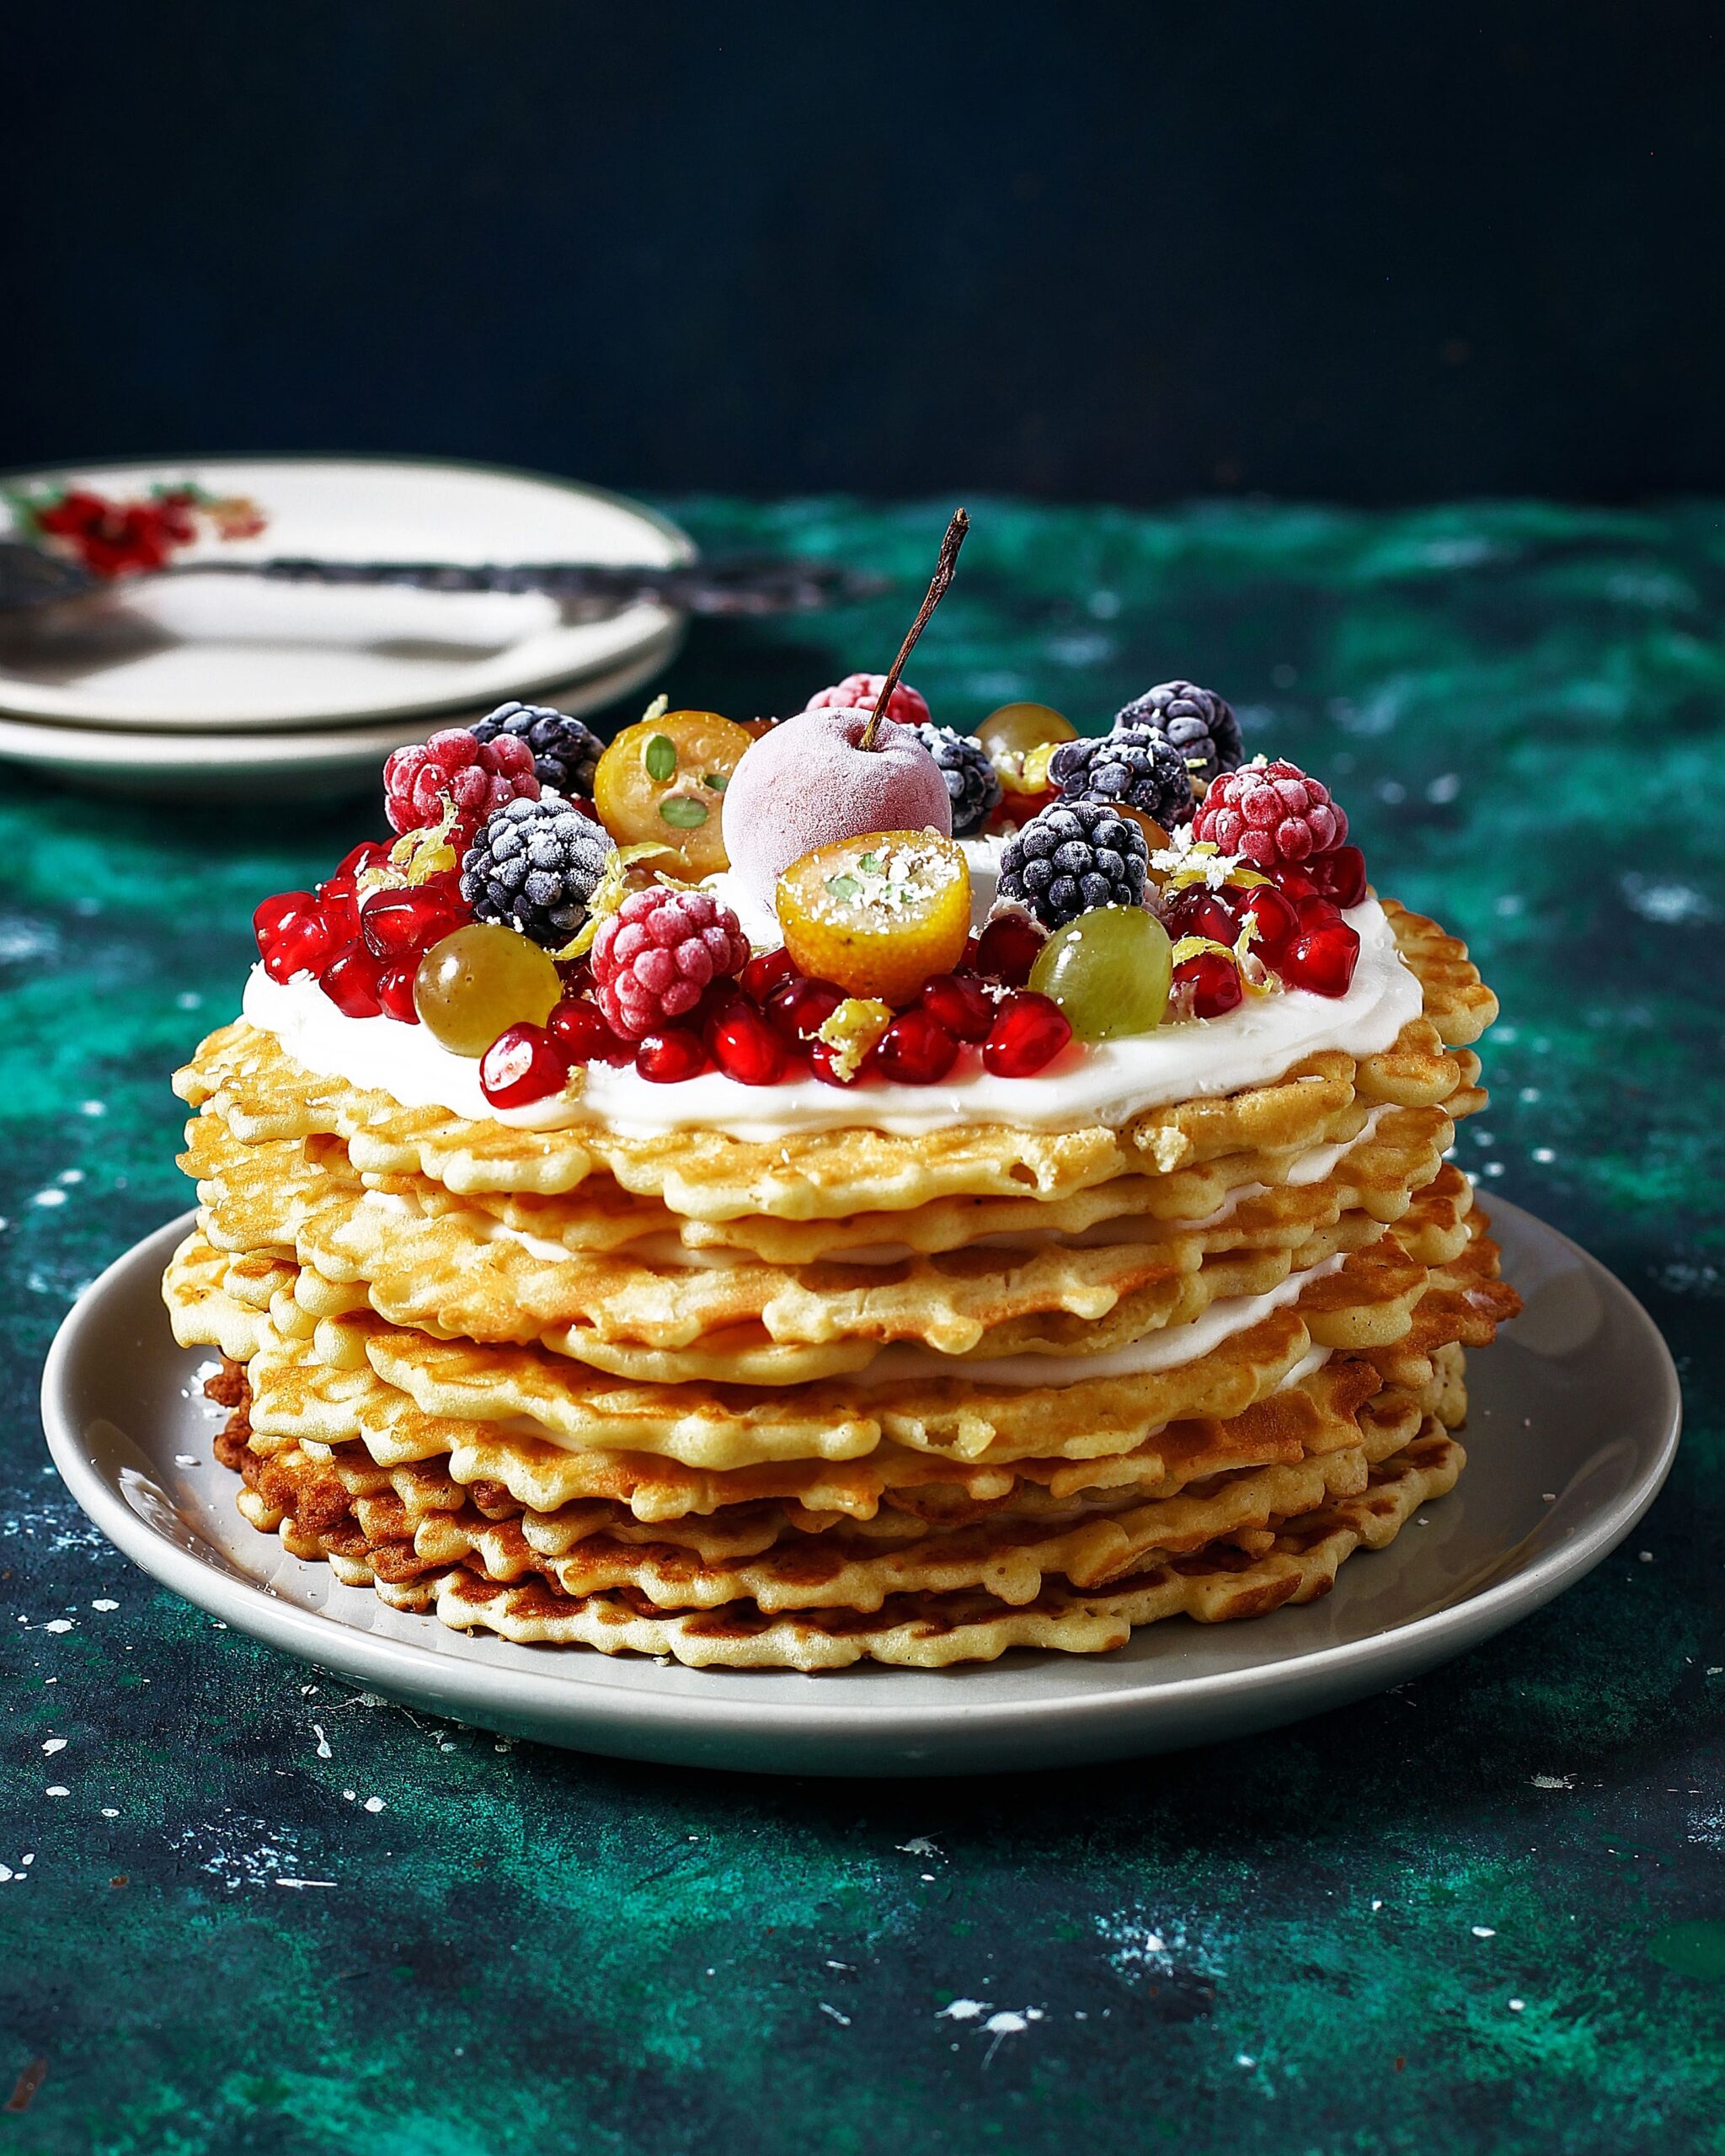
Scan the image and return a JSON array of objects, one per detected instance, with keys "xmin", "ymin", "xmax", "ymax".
[{"xmin": 0, "ymin": 541, "xmax": 884, "ymax": 618}]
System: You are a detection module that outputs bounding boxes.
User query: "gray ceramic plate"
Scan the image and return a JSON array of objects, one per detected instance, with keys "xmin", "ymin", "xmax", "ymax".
[
  {"xmin": 41, "ymin": 1201, "xmax": 1680, "ymax": 1778},
  {"xmin": 0, "ymin": 627, "xmax": 681, "ymax": 801}
]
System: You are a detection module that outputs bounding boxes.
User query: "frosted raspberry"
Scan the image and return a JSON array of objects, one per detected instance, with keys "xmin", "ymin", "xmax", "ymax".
[
  {"xmin": 805, "ymin": 672, "xmax": 932, "ymax": 728},
  {"xmin": 590, "ymin": 886, "xmax": 750, "ymax": 1039},
  {"xmin": 383, "ymin": 728, "xmax": 540, "ymax": 842},
  {"xmin": 1192, "ymin": 758, "xmax": 1348, "ymax": 869}
]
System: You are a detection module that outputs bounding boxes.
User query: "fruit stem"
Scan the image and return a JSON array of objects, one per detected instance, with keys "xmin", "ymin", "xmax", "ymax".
[{"xmin": 858, "ymin": 507, "xmax": 969, "ymax": 750}]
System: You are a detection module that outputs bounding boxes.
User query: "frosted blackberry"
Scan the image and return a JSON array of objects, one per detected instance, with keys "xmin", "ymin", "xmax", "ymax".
[
  {"xmin": 1049, "ymin": 724, "xmax": 1195, "ymax": 830},
  {"xmin": 461, "ymin": 796, "xmax": 615, "ymax": 948},
  {"xmin": 470, "ymin": 702, "xmax": 606, "ymax": 801},
  {"xmin": 912, "ymin": 723, "xmax": 1001, "ymax": 837},
  {"xmin": 996, "ymin": 799, "xmax": 1148, "ymax": 931},
  {"xmin": 1114, "ymin": 680, "xmax": 1243, "ymax": 787}
]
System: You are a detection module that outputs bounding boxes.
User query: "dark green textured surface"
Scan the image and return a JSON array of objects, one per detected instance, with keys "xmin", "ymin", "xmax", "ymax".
[{"xmin": 3, "ymin": 499, "xmax": 1722, "ymax": 2154}]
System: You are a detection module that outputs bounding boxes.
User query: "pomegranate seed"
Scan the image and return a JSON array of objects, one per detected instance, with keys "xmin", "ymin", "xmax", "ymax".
[
  {"xmin": 1282, "ymin": 918, "xmax": 1360, "ymax": 996},
  {"xmin": 877, "ymin": 1009, "xmax": 959, "ymax": 1086},
  {"xmin": 636, "ymin": 1028, "xmax": 711, "ymax": 1083},
  {"xmin": 1162, "ymin": 887, "xmax": 1240, "ymax": 946},
  {"xmin": 1296, "ymin": 893, "xmax": 1344, "ymax": 933},
  {"xmin": 480, "ymin": 1022, "xmax": 573, "ymax": 1108},
  {"xmin": 262, "ymin": 910, "xmax": 340, "ymax": 983},
  {"xmin": 360, "ymin": 885, "xmax": 463, "ymax": 962},
  {"xmin": 1307, "ymin": 844, "xmax": 1367, "ymax": 909},
  {"xmin": 975, "ymin": 911, "xmax": 1047, "ymax": 987},
  {"xmin": 548, "ymin": 999, "xmax": 631, "ymax": 1065},
  {"xmin": 767, "ymin": 976, "xmax": 843, "ymax": 1046},
  {"xmin": 377, "ymin": 958, "xmax": 421, "ymax": 1023},
  {"xmin": 809, "ymin": 1038, "xmax": 874, "ymax": 1086},
  {"xmin": 412, "ymin": 864, "xmax": 463, "ymax": 904},
  {"xmin": 333, "ymin": 840, "xmax": 393, "ymax": 883},
  {"xmin": 318, "ymin": 943, "xmax": 383, "ymax": 1019},
  {"xmin": 1236, "ymin": 883, "xmax": 1300, "ymax": 963},
  {"xmin": 982, "ymin": 991, "xmax": 1071, "ymax": 1077},
  {"xmin": 253, "ymin": 889, "xmax": 318, "ymax": 956},
  {"xmin": 919, "ymin": 972, "xmax": 994, "ymax": 1043},
  {"xmin": 711, "ymin": 1001, "xmax": 788, "ymax": 1086},
  {"xmin": 740, "ymin": 947, "xmax": 798, "ymax": 1006},
  {"xmin": 1174, "ymin": 951, "xmax": 1243, "ymax": 1019},
  {"xmin": 1268, "ymin": 863, "xmax": 1320, "ymax": 905}
]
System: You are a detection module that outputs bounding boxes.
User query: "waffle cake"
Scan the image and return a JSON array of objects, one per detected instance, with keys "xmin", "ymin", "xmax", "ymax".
[{"xmin": 167, "ymin": 644, "xmax": 1519, "ymax": 1670}]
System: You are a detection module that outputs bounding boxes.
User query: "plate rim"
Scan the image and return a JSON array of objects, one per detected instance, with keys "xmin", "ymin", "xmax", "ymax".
[
  {"xmin": 40, "ymin": 1199, "xmax": 1682, "ymax": 1762},
  {"xmin": 0, "ymin": 451, "xmax": 696, "ymax": 732},
  {"xmin": 0, "ymin": 621, "xmax": 681, "ymax": 773}
]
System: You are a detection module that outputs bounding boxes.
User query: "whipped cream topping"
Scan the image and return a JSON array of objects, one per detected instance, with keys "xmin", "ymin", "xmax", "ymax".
[{"xmin": 241, "ymin": 819, "xmax": 1421, "ymax": 1143}]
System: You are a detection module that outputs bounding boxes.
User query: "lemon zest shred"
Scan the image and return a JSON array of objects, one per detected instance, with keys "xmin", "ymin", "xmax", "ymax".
[
  {"xmin": 815, "ymin": 997, "xmax": 893, "ymax": 1082},
  {"xmin": 387, "ymin": 795, "xmax": 463, "ymax": 887}
]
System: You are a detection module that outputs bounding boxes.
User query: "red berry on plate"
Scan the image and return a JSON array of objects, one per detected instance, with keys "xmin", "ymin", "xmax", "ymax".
[
  {"xmin": 1194, "ymin": 759, "xmax": 1348, "ymax": 870},
  {"xmin": 1282, "ymin": 918, "xmax": 1360, "ymax": 996},
  {"xmin": 809, "ymin": 1038, "xmax": 875, "ymax": 1086},
  {"xmin": 805, "ymin": 672, "xmax": 931, "ymax": 728},
  {"xmin": 920, "ymin": 971, "xmax": 994, "ymax": 1043},
  {"xmin": 333, "ymin": 839, "xmax": 394, "ymax": 883},
  {"xmin": 1306, "ymin": 843, "xmax": 1368, "ymax": 910},
  {"xmin": 318, "ymin": 943, "xmax": 384, "ymax": 1019},
  {"xmin": 360, "ymin": 884, "xmax": 466, "ymax": 963},
  {"xmin": 383, "ymin": 727, "xmax": 540, "ymax": 842},
  {"xmin": 1295, "ymin": 893, "xmax": 1343, "ymax": 933},
  {"xmin": 262, "ymin": 908, "xmax": 340, "ymax": 983},
  {"xmin": 1270, "ymin": 864, "xmax": 1320, "ymax": 905},
  {"xmin": 1173, "ymin": 950, "xmax": 1243, "ymax": 1019},
  {"xmin": 254, "ymin": 889, "xmax": 318, "ymax": 956},
  {"xmin": 974, "ymin": 910, "xmax": 1047, "ymax": 987},
  {"xmin": 636, "ymin": 1027, "xmax": 712, "ymax": 1083},
  {"xmin": 1160, "ymin": 886, "xmax": 1240, "ymax": 947},
  {"xmin": 710, "ymin": 1001, "xmax": 788, "ymax": 1086},
  {"xmin": 1236, "ymin": 883, "xmax": 1300, "ymax": 964},
  {"xmin": 981, "ymin": 991, "xmax": 1072, "ymax": 1076},
  {"xmin": 591, "ymin": 885, "xmax": 752, "ymax": 1040},
  {"xmin": 548, "ymin": 999, "xmax": 631, "ymax": 1065},
  {"xmin": 480, "ymin": 1022, "xmax": 572, "ymax": 1107},
  {"xmin": 377, "ymin": 958, "xmax": 421, "ymax": 1024},
  {"xmin": 877, "ymin": 1008, "xmax": 959, "ymax": 1085},
  {"xmin": 766, "ymin": 976, "xmax": 843, "ymax": 1046},
  {"xmin": 740, "ymin": 947, "xmax": 798, "ymax": 1006}
]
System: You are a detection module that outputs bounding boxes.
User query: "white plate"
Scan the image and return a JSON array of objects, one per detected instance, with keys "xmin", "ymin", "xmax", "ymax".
[
  {"xmin": 41, "ymin": 1200, "xmax": 1680, "ymax": 1778},
  {"xmin": 0, "ymin": 630, "xmax": 680, "ymax": 800},
  {"xmin": 0, "ymin": 456, "xmax": 692, "ymax": 731}
]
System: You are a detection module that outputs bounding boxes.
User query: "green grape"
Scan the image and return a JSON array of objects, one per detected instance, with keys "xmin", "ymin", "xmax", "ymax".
[
  {"xmin": 414, "ymin": 923, "xmax": 562, "ymax": 1057},
  {"xmin": 1028, "ymin": 905, "xmax": 1172, "ymax": 1040},
  {"xmin": 976, "ymin": 702, "xmax": 1077, "ymax": 758}
]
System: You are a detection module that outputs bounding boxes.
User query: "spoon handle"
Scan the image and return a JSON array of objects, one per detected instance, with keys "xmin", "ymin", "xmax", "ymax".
[{"xmin": 0, "ymin": 541, "xmax": 879, "ymax": 617}]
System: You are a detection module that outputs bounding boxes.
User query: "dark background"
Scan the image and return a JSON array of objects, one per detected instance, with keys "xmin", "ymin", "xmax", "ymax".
[{"xmin": 5, "ymin": 1, "xmax": 1721, "ymax": 506}]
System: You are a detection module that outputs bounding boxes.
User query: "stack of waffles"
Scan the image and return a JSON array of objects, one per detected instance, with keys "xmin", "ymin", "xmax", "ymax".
[{"xmin": 164, "ymin": 900, "xmax": 1519, "ymax": 1669}]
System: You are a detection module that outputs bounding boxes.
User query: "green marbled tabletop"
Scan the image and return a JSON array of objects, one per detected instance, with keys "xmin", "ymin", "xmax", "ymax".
[{"xmin": 2, "ymin": 499, "xmax": 1721, "ymax": 2155}]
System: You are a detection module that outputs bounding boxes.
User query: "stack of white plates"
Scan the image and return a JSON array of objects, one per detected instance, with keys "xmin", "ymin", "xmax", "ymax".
[{"xmin": 0, "ymin": 456, "xmax": 692, "ymax": 798}]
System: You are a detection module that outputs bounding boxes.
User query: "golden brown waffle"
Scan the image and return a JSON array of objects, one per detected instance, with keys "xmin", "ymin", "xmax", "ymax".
[
  {"xmin": 184, "ymin": 1102, "xmax": 1455, "ymax": 1364},
  {"xmin": 208, "ymin": 1349, "xmax": 1450, "ymax": 1634},
  {"xmin": 360, "ymin": 1429, "xmax": 1468, "ymax": 1668},
  {"xmin": 224, "ymin": 1337, "xmax": 1397, "ymax": 1518},
  {"xmin": 166, "ymin": 1187, "xmax": 1504, "ymax": 1478}
]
